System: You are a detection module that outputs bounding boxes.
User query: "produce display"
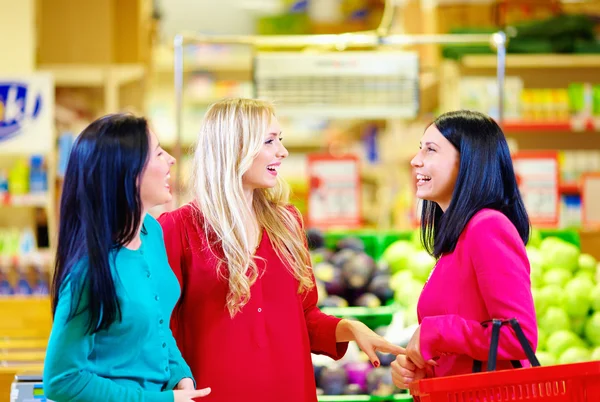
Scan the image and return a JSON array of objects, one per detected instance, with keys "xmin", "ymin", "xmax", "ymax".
[
  {"xmin": 307, "ymin": 226, "xmax": 599, "ymax": 401},
  {"xmin": 529, "ymin": 235, "xmax": 600, "ymax": 365},
  {"xmin": 308, "ymin": 228, "xmax": 431, "ymax": 400}
]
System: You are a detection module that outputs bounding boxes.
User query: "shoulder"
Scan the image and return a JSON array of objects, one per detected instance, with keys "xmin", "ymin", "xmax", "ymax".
[
  {"xmin": 463, "ymin": 208, "xmax": 522, "ymax": 244},
  {"xmin": 157, "ymin": 203, "xmax": 201, "ymax": 233},
  {"xmin": 143, "ymin": 213, "xmax": 162, "ymax": 234},
  {"xmin": 283, "ymin": 204, "xmax": 303, "ymax": 225}
]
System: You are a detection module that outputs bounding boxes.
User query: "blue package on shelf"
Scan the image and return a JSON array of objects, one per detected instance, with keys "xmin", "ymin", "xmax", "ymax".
[
  {"xmin": 57, "ymin": 132, "xmax": 75, "ymax": 178},
  {"xmin": 29, "ymin": 155, "xmax": 48, "ymax": 193}
]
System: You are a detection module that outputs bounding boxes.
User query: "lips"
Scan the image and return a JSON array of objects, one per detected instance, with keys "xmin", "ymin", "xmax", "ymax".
[
  {"xmin": 267, "ymin": 162, "xmax": 280, "ymax": 176},
  {"xmin": 416, "ymin": 173, "xmax": 431, "ymax": 186}
]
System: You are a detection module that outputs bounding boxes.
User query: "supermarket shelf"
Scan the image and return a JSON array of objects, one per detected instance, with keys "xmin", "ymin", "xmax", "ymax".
[
  {"xmin": 38, "ymin": 64, "xmax": 145, "ymax": 87},
  {"xmin": 559, "ymin": 181, "xmax": 580, "ymax": 195},
  {"xmin": 318, "ymin": 394, "xmax": 412, "ymax": 402},
  {"xmin": 502, "ymin": 120, "xmax": 597, "ymax": 133},
  {"xmin": 1, "ymin": 193, "xmax": 49, "ymax": 208},
  {"xmin": 461, "ymin": 54, "xmax": 600, "ymax": 69},
  {"xmin": 276, "ymin": 106, "xmax": 417, "ymax": 119}
]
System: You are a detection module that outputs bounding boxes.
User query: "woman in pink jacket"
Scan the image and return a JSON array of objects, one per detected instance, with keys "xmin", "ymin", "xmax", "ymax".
[{"xmin": 391, "ymin": 110, "xmax": 538, "ymax": 387}]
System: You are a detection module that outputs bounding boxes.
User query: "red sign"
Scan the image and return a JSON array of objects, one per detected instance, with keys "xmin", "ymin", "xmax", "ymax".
[{"xmin": 306, "ymin": 154, "xmax": 361, "ymax": 228}]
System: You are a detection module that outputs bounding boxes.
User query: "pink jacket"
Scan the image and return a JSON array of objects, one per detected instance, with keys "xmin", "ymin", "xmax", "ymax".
[{"xmin": 418, "ymin": 208, "xmax": 538, "ymax": 377}]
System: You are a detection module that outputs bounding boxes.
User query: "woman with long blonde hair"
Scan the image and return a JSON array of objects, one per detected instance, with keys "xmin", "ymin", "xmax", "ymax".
[{"xmin": 158, "ymin": 98, "xmax": 404, "ymax": 402}]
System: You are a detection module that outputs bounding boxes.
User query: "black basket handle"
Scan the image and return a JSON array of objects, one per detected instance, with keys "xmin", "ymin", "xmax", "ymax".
[{"xmin": 472, "ymin": 318, "xmax": 540, "ymax": 373}]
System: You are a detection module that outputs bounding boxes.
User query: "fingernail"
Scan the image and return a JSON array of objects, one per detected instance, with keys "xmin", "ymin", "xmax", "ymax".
[{"xmin": 373, "ymin": 361, "xmax": 380, "ymax": 368}]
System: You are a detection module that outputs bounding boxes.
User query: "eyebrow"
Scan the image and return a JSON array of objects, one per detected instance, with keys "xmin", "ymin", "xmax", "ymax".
[
  {"xmin": 268, "ymin": 131, "xmax": 282, "ymax": 137},
  {"xmin": 421, "ymin": 141, "xmax": 438, "ymax": 147}
]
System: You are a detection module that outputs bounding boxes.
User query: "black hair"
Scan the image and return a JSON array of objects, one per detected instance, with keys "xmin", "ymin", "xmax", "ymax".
[
  {"xmin": 51, "ymin": 113, "xmax": 150, "ymax": 334},
  {"xmin": 420, "ymin": 110, "xmax": 530, "ymax": 258}
]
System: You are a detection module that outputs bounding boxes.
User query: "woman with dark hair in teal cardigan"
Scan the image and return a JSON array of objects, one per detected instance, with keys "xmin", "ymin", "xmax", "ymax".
[{"xmin": 43, "ymin": 114, "xmax": 211, "ymax": 402}]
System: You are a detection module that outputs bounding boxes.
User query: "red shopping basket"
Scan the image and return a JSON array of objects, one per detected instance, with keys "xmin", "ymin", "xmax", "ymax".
[
  {"xmin": 409, "ymin": 360, "xmax": 600, "ymax": 401},
  {"xmin": 409, "ymin": 318, "xmax": 600, "ymax": 401}
]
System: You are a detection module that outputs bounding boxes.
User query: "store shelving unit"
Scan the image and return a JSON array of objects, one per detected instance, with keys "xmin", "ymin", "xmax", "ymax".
[{"xmin": 38, "ymin": 63, "xmax": 146, "ymax": 113}]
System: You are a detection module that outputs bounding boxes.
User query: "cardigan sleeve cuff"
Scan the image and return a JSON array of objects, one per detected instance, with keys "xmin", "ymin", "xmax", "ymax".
[
  {"xmin": 165, "ymin": 364, "xmax": 195, "ymax": 391},
  {"xmin": 146, "ymin": 390, "xmax": 174, "ymax": 402},
  {"xmin": 419, "ymin": 317, "xmax": 441, "ymax": 362},
  {"xmin": 311, "ymin": 314, "xmax": 349, "ymax": 360}
]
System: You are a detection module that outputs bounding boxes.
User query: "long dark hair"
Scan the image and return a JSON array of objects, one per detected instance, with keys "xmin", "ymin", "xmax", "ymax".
[
  {"xmin": 420, "ymin": 110, "xmax": 530, "ymax": 258},
  {"xmin": 51, "ymin": 113, "xmax": 150, "ymax": 334}
]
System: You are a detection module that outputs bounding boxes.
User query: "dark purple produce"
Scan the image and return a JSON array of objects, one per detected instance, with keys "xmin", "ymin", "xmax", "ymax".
[
  {"xmin": 354, "ymin": 293, "xmax": 382, "ymax": 308},
  {"xmin": 319, "ymin": 295, "xmax": 349, "ymax": 308},
  {"xmin": 330, "ymin": 249, "xmax": 357, "ymax": 269},
  {"xmin": 336, "ymin": 236, "xmax": 365, "ymax": 252},
  {"xmin": 342, "ymin": 252, "xmax": 376, "ymax": 290},
  {"xmin": 319, "ymin": 366, "xmax": 348, "ymax": 395},
  {"xmin": 310, "ymin": 247, "xmax": 334, "ymax": 265},
  {"xmin": 367, "ymin": 274, "xmax": 394, "ymax": 304},
  {"xmin": 306, "ymin": 228, "xmax": 325, "ymax": 250},
  {"xmin": 313, "ymin": 262, "xmax": 346, "ymax": 296},
  {"xmin": 375, "ymin": 259, "xmax": 391, "ymax": 276},
  {"xmin": 366, "ymin": 367, "xmax": 395, "ymax": 396}
]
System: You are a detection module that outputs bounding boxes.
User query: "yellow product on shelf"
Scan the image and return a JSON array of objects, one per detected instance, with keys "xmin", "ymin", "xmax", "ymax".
[{"xmin": 8, "ymin": 160, "xmax": 29, "ymax": 196}]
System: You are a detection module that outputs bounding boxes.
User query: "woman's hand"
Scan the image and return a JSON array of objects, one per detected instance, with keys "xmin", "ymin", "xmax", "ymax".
[
  {"xmin": 173, "ymin": 388, "xmax": 211, "ymax": 401},
  {"xmin": 405, "ymin": 325, "xmax": 438, "ymax": 369},
  {"xmin": 175, "ymin": 378, "xmax": 195, "ymax": 391},
  {"xmin": 391, "ymin": 355, "xmax": 426, "ymax": 389},
  {"xmin": 336, "ymin": 319, "xmax": 405, "ymax": 367}
]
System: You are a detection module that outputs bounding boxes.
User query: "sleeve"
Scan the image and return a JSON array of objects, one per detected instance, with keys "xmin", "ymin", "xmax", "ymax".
[
  {"xmin": 419, "ymin": 215, "xmax": 538, "ymax": 363},
  {"xmin": 164, "ymin": 326, "xmax": 195, "ymax": 390},
  {"xmin": 43, "ymin": 278, "xmax": 173, "ymax": 402},
  {"xmin": 303, "ymin": 278, "xmax": 349, "ymax": 359},
  {"xmin": 157, "ymin": 211, "xmax": 194, "ymax": 390},
  {"xmin": 285, "ymin": 204, "xmax": 349, "ymax": 359}
]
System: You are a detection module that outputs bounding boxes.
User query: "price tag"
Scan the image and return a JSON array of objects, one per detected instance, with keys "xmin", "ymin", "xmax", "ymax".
[
  {"xmin": 307, "ymin": 154, "xmax": 361, "ymax": 228},
  {"xmin": 512, "ymin": 151, "xmax": 559, "ymax": 226}
]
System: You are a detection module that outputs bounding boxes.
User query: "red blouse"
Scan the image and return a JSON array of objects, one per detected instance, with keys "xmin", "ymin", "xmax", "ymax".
[{"xmin": 158, "ymin": 204, "xmax": 348, "ymax": 402}]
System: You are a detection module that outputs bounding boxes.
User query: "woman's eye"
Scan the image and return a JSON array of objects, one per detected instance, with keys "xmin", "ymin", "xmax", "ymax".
[
  {"xmin": 427, "ymin": 147, "xmax": 435, "ymax": 152},
  {"xmin": 265, "ymin": 139, "xmax": 274, "ymax": 144}
]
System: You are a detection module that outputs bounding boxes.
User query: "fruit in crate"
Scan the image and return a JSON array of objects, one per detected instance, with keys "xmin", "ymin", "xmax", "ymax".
[
  {"xmin": 319, "ymin": 366, "xmax": 348, "ymax": 395},
  {"xmin": 381, "ymin": 240, "xmax": 415, "ymax": 274},
  {"xmin": 306, "ymin": 228, "xmax": 325, "ymax": 250},
  {"xmin": 336, "ymin": 236, "xmax": 366, "ymax": 253},
  {"xmin": 307, "ymin": 229, "xmax": 396, "ymax": 308},
  {"xmin": 314, "ymin": 262, "xmax": 345, "ymax": 297},
  {"xmin": 531, "ymin": 235, "xmax": 600, "ymax": 365},
  {"xmin": 341, "ymin": 252, "xmax": 376, "ymax": 290},
  {"xmin": 366, "ymin": 367, "xmax": 396, "ymax": 396}
]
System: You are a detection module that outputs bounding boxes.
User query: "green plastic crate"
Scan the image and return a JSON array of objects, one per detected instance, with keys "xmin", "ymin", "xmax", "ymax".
[
  {"xmin": 320, "ymin": 304, "xmax": 401, "ymax": 329},
  {"xmin": 322, "ymin": 228, "xmax": 582, "ymax": 261},
  {"xmin": 539, "ymin": 229, "xmax": 580, "ymax": 248},
  {"xmin": 324, "ymin": 230, "xmax": 382, "ymax": 260}
]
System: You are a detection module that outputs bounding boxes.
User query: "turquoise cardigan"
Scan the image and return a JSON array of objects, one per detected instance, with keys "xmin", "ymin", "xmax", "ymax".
[{"xmin": 43, "ymin": 214, "xmax": 193, "ymax": 402}]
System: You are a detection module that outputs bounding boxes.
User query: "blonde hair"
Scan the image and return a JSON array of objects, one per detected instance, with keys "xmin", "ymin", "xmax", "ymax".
[{"xmin": 192, "ymin": 98, "xmax": 314, "ymax": 317}]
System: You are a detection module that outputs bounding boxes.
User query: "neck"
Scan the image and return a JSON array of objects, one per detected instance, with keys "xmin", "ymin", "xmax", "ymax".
[
  {"xmin": 125, "ymin": 210, "xmax": 146, "ymax": 250},
  {"xmin": 243, "ymin": 187, "xmax": 254, "ymax": 210}
]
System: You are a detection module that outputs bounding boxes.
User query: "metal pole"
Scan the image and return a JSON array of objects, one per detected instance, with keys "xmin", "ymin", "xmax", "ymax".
[
  {"xmin": 174, "ymin": 34, "xmax": 184, "ymax": 205},
  {"xmin": 493, "ymin": 31, "xmax": 507, "ymax": 124}
]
